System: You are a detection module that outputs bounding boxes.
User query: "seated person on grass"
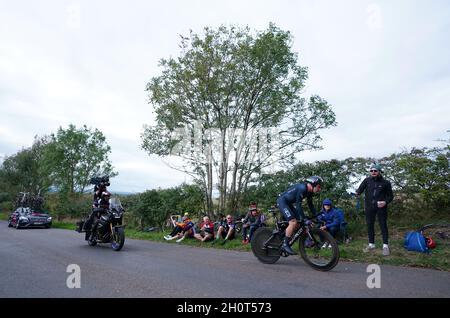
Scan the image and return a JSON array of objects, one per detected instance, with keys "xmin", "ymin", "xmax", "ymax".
[
  {"xmin": 165, "ymin": 212, "xmax": 187, "ymax": 238},
  {"xmin": 164, "ymin": 213, "xmax": 195, "ymax": 243},
  {"xmin": 194, "ymin": 216, "xmax": 215, "ymax": 242},
  {"xmin": 317, "ymin": 198, "xmax": 346, "ymax": 246},
  {"xmin": 215, "ymin": 214, "xmax": 236, "ymax": 245},
  {"xmin": 241, "ymin": 202, "xmax": 264, "ymax": 244}
]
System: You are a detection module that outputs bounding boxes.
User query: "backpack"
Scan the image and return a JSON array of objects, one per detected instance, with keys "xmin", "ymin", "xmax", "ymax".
[{"xmin": 404, "ymin": 231, "xmax": 429, "ymax": 253}]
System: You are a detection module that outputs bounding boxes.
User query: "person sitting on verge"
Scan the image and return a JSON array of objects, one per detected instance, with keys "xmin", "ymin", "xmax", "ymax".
[{"xmin": 194, "ymin": 215, "xmax": 215, "ymax": 242}]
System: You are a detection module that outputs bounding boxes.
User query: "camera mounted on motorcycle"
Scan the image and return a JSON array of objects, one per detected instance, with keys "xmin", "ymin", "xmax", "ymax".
[{"xmin": 90, "ymin": 176, "xmax": 110, "ymax": 187}]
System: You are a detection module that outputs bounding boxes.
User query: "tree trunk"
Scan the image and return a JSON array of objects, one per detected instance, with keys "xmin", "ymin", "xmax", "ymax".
[
  {"xmin": 219, "ymin": 129, "xmax": 227, "ymax": 212},
  {"xmin": 228, "ymin": 160, "xmax": 239, "ymax": 214},
  {"xmin": 206, "ymin": 145, "xmax": 213, "ymax": 214}
]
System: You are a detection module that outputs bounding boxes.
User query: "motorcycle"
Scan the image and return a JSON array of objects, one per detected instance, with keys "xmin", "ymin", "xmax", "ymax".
[{"xmin": 76, "ymin": 197, "xmax": 125, "ymax": 251}]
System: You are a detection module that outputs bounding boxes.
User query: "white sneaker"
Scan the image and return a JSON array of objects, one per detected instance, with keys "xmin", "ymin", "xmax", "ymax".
[
  {"xmin": 163, "ymin": 235, "xmax": 170, "ymax": 240},
  {"xmin": 363, "ymin": 244, "xmax": 376, "ymax": 253},
  {"xmin": 321, "ymin": 243, "xmax": 329, "ymax": 249},
  {"xmin": 382, "ymin": 246, "xmax": 390, "ymax": 256},
  {"xmin": 176, "ymin": 237, "xmax": 185, "ymax": 243}
]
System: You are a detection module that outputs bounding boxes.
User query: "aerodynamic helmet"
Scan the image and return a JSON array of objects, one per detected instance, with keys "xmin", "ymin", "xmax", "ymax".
[{"xmin": 305, "ymin": 176, "xmax": 324, "ymax": 187}]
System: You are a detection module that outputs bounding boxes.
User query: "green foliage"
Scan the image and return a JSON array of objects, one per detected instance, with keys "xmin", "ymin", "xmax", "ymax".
[
  {"xmin": 0, "ymin": 192, "xmax": 11, "ymax": 203},
  {"xmin": 44, "ymin": 192, "xmax": 92, "ymax": 219},
  {"xmin": 42, "ymin": 124, "xmax": 117, "ymax": 194},
  {"xmin": 0, "ymin": 136, "xmax": 52, "ymax": 197},
  {"xmin": 379, "ymin": 146, "xmax": 450, "ymax": 218},
  {"xmin": 0, "ymin": 201, "xmax": 13, "ymax": 213},
  {"xmin": 131, "ymin": 190, "xmax": 165, "ymax": 230},
  {"xmin": 125, "ymin": 183, "xmax": 205, "ymax": 230}
]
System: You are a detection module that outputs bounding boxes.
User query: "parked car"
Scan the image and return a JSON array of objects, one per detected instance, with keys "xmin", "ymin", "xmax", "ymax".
[{"xmin": 8, "ymin": 207, "xmax": 52, "ymax": 229}]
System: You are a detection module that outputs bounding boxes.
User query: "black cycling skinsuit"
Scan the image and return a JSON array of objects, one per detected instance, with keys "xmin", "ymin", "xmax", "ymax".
[
  {"xmin": 277, "ymin": 183, "xmax": 317, "ymax": 221},
  {"xmin": 356, "ymin": 175, "xmax": 393, "ymax": 244},
  {"xmin": 276, "ymin": 182, "xmax": 318, "ymax": 255}
]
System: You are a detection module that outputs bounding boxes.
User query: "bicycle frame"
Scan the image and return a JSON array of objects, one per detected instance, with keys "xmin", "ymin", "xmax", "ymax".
[{"xmin": 262, "ymin": 215, "xmax": 316, "ymax": 254}]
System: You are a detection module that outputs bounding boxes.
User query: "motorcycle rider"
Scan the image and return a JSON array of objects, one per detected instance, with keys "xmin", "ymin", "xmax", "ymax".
[
  {"xmin": 83, "ymin": 176, "xmax": 111, "ymax": 241},
  {"xmin": 276, "ymin": 176, "xmax": 323, "ymax": 255}
]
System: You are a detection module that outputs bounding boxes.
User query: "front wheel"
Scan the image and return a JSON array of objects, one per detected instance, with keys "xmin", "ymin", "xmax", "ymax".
[
  {"xmin": 87, "ymin": 232, "xmax": 97, "ymax": 246},
  {"xmin": 88, "ymin": 238, "xmax": 97, "ymax": 246},
  {"xmin": 251, "ymin": 227, "xmax": 281, "ymax": 264},
  {"xmin": 111, "ymin": 227, "xmax": 125, "ymax": 251},
  {"xmin": 298, "ymin": 227, "xmax": 339, "ymax": 271}
]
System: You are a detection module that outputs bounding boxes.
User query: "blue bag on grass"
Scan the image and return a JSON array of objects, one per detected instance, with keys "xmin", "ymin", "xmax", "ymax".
[{"xmin": 404, "ymin": 231, "xmax": 429, "ymax": 253}]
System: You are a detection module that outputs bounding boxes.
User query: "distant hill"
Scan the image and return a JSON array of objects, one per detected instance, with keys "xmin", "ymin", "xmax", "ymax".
[{"xmin": 110, "ymin": 191, "xmax": 136, "ymax": 196}]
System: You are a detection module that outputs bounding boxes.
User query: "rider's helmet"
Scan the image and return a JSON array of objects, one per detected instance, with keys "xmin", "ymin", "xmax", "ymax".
[
  {"xmin": 425, "ymin": 236, "xmax": 436, "ymax": 249},
  {"xmin": 305, "ymin": 176, "xmax": 324, "ymax": 187}
]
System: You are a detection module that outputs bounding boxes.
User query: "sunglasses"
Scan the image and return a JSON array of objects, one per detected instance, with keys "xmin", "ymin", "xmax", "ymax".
[{"xmin": 370, "ymin": 169, "xmax": 378, "ymax": 173}]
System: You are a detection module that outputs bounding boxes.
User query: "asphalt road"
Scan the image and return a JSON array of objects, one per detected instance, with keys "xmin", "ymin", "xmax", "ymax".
[{"xmin": 1, "ymin": 221, "xmax": 449, "ymax": 298}]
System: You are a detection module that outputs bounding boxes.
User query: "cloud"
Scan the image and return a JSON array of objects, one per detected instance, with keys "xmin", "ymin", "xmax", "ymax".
[
  {"xmin": 366, "ymin": 3, "xmax": 382, "ymax": 30},
  {"xmin": 66, "ymin": 3, "xmax": 81, "ymax": 30}
]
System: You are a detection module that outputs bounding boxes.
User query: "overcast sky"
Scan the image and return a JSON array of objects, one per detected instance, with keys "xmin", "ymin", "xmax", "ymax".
[{"xmin": 1, "ymin": 0, "xmax": 449, "ymax": 193}]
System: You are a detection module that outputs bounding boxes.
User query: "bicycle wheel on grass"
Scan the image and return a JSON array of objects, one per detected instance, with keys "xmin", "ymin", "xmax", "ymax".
[
  {"xmin": 298, "ymin": 228, "xmax": 339, "ymax": 271},
  {"xmin": 420, "ymin": 223, "xmax": 450, "ymax": 248}
]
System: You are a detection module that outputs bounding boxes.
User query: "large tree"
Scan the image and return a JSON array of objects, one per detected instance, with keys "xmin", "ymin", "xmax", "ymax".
[
  {"xmin": 142, "ymin": 24, "xmax": 336, "ymax": 214},
  {"xmin": 0, "ymin": 136, "xmax": 52, "ymax": 197},
  {"xmin": 43, "ymin": 124, "xmax": 117, "ymax": 194}
]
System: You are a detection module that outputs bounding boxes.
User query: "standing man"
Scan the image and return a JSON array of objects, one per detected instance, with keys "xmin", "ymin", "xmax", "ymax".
[{"xmin": 355, "ymin": 163, "xmax": 393, "ymax": 256}]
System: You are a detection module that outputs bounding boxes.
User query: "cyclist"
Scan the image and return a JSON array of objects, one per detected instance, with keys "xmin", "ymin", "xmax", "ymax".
[{"xmin": 276, "ymin": 176, "xmax": 323, "ymax": 255}]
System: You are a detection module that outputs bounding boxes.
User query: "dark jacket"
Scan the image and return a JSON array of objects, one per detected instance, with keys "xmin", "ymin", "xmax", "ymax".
[
  {"xmin": 279, "ymin": 183, "xmax": 317, "ymax": 217},
  {"xmin": 356, "ymin": 175, "xmax": 393, "ymax": 211},
  {"xmin": 243, "ymin": 212, "xmax": 264, "ymax": 227}
]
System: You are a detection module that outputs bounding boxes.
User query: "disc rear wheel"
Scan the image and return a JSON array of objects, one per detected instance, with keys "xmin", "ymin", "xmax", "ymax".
[{"xmin": 251, "ymin": 227, "xmax": 281, "ymax": 264}]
